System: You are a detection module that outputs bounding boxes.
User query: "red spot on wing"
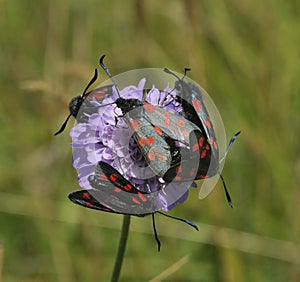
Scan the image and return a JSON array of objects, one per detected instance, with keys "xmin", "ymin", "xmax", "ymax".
[
  {"xmin": 175, "ymin": 175, "xmax": 183, "ymax": 181},
  {"xmin": 198, "ymin": 174, "xmax": 208, "ymax": 179},
  {"xmin": 110, "ymin": 174, "xmax": 118, "ymax": 182},
  {"xmin": 83, "ymin": 192, "xmax": 91, "ymax": 199},
  {"xmin": 148, "ymin": 151, "xmax": 156, "ymax": 161},
  {"xmin": 201, "ymin": 150, "xmax": 207, "ymax": 159},
  {"xmin": 92, "ymin": 89, "xmax": 107, "ymax": 99},
  {"xmin": 189, "ymin": 167, "xmax": 197, "ymax": 177},
  {"xmin": 124, "ymin": 184, "xmax": 132, "ymax": 191},
  {"xmin": 130, "ymin": 119, "xmax": 140, "ymax": 130},
  {"xmin": 146, "ymin": 137, "xmax": 155, "ymax": 145},
  {"xmin": 210, "ymin": 137, "xmax": 218, "ymax": 150},
  {"xmin": 132, "ymin": 197, "xmax": 141, "ymax": 204},
  {"xmin": 192, "ymin": 143, "xmax": 199, "ymax": 152},
  {"xmin": 199, "ymin": 137, "xmax": 204, "ymax": 148},
  {"xmin": 144, "ymin": 103, "xmax": 155, "ymax": 113},
  {"xmin": 192, "ymin": 99, "xmax": 202, "ymax": 112},
  {"xmin": 204, "ymin": 120, "xmax": 211, "ymax": 129},
  {"xmin": 153, "ymin": 126, "xmax": 162, "ymax": 136},
  {"xmin": 114, "ymin": 187, "xmax": 122, "ymax": 193},
  {"xmin": 176, "ymin": 166, "xmax": 183, "ymax": 174},
  {"xmin": 177, "ymin": 120, "xmax": 185, "ymax": 127},
  {"xmin": 213, "ymin": 141, "xmax": 218, "ymax": 150},
  {"xmin": 99, "ymin": 174, "xmax": 108, "ymax": 181},
  {"xmin": 164, "ymin": 112, "xmax": 171, "ymax": 118},
  {"xmin": 164, "ymin": 119, "xmax": 171, "ymax": 126},
  {"xmin": 86, "ymin": 201, "xmax": 93, "ymax": 208},
  {"xmin": 138, "ymin": 139, "xmax": 146, "ymax": 147},
  {"xmin": 182, "ymin": 129, "xmax": 189, "ymax": 137},
  {"xmin": 137, "ymin": 192, "xmax": 147, "ymax": 202}
]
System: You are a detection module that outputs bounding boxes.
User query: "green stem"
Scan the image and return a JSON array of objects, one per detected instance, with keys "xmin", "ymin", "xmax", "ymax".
[{"xmin": 111, "ymin": 215, "xmax": 131, "ymax": 282}]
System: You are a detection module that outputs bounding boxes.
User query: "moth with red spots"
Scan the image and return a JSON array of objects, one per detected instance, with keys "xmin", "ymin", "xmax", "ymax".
[
  {"xmin": 163, "ymin": 68, "xmax": 240, "ymax": 206},
  {"xmin": 55, "ymin": 55, "xmax": 203, "ymax": 186},
  {"xmin": 99, "ymin": 55, "xmax": 201, "ymax": 180},
  {"xmin": 69, "ymin": 161, "xmax": 199, "ymax": 251},
  {"xmin": 55, "ymin": 69, "xmax": 114, "ymax": 135}
]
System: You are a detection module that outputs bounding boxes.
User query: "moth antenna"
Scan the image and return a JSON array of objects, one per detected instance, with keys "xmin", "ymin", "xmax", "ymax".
[
  {"xmin": 163, "ymin": 68, "xmax": 181, "ymax": 80},
  {"xmin": 212, "ymin": 131, "xmax": 240, "ymax": 207},
  {"xmin": 163, "ymin": 67, "xmax": 191, "ymax": 106},
  {"xmin": 183, "ymin": 67, "xmax": 191, "ymax": 78},
  {"xmin": 164, "ymin": 67, "xmax": 191, "ymax": 81},
  {"xmin": 54, "ymin": 114, "xmax": 72, "ymax": 136},
  {"xmin": 219, "ymin": 173, "xmax": 233, "ymax": 208},
  {"xmin": 219, "ymin": 131, "xmax": 241, "ymax": 164},
  {"xmin": 54, "ymin": 69, "xmax": 98, "ymax": 136},
  {"xmin": 152, "ymin": 214, "xmax": 161, "ymax": 252},
  {"xmin": 99, "ymin": 55, "xmax": 121, "ymax": 98},
  {"xmin": 81, "ymin": 68, "xmax": 98, "ymax": 98},
  {"xmin": 157, "ymin": 211, "xmax": 199, "ymax": 231}
]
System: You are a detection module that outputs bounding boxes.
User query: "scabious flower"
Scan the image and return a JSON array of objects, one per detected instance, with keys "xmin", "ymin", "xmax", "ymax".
[{"xmin": 70, "ymin": 78, "xmax": 195, "ymax": 211}]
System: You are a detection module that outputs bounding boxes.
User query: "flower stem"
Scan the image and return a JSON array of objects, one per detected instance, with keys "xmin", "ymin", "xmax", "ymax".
[{"xmin": 111, "ymin": 215, "xmax": 131, "ymax": 282}]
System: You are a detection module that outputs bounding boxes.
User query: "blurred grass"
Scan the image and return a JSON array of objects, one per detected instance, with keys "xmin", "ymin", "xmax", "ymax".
[{"xmin": 0, "ymin": 0, "xmax": 300, "ymax": 281}]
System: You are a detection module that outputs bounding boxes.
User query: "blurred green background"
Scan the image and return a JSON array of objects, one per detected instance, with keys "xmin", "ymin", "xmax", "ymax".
[{"xmin": 1, "ymin": 0, "xmax": 300, "ymax": 281}]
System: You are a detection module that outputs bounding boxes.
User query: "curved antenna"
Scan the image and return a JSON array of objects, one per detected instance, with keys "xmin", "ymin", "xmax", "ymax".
[
  {"xmin": 54, "ymin": 69, "xmax": 98, "ymax": 136},
  {"xmin": 164, "ymin": 68, "xmax": 181, "ymax": 80},
  {"xmin": 157, "ymin": 211, "xmax": 199, "ymax": 231},
  {"xmin": 99, "ymin": 55, "xmax": 121, "ymax": 98},
  {"xmin": 54, "ymin": 114, "xmax": 72, "ymax": 136},
  {"xmin": 81, "ymin": 68, "xmax": 98, "ymax": 98},
  {"xmin": 152, "ymin": 213, "xmax": 161, "ymax": 252},
  {"xmin": 216, "ymin": 131, "xmax": 240, "ymax": 208},
  {"xmin": 162, "ymin": 68, "xmax": 191, "ymax": 106},
  {"xmin": 219, "ymin": 131, "xmax": 241, "ymax": 164},
  {"xmin": 219, "ymin": 173, "xmax": 233, "ymax": 208},
  {"xmin": 164, "ymin": 67, "xmax": 191, "ymax": 81},
  {"xmin": 183, "ymin": 67, "xmax": 191, "ymax": 78},
  {"xmin": 152, "ymin": 211, "xmax": 199, "ymax": 251}
]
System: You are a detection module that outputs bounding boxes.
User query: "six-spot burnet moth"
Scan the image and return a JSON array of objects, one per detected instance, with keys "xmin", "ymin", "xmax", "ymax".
[
  {"xmin": 163, "ymin": 68, "xmax": 240, "ymax": 207},
  {"xmin": 69, "ymin": 161, "xmax": 199, "ymax": 251},
  {"xmin": 56, "ymin": 54, "xmax": 239, "ymax": 250}
]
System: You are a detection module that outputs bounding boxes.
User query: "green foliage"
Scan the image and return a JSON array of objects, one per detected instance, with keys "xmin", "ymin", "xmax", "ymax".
[{"xmin": 0, "ymin": 0, "xmax": 300, "ymax": 281}]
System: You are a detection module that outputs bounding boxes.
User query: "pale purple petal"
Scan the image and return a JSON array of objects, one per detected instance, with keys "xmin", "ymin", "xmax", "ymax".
[{"xmin": 70, "ymin": 78, "xmax": 191, "ymax": 210}]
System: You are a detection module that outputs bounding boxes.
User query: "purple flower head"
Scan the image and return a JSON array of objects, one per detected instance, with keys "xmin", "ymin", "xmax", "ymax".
[{"xmin": 70, "ymin": 73, "xmax": 198, "ymax": 212}]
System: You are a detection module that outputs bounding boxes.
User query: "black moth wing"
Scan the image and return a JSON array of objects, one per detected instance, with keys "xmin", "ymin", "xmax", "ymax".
[
  {"xmin": 68, "ymin": 189, "xmax": 121, "ymax": 214},
  {"xmin": 175, "ymin": 81, "xmax": 219, "ymax": 162},
  {"xmin": 114, "ymin": 96, "xmax": 183, "ymax": 178},
  {"xmin": 141, "ymin": 102, "xmax": 201, "ymax": 147},
  {"xmin": 87, "ymin": 161, "xmax": 159, "ymax": 215},
  {"xmin": 138, "ymin": 103, "xmax": 205, "ymax": 181},
  {"xmin": 162, "ymin": 76, "xmax": 221, "ymax": 180},
  {"xmin": 122, "ymin": 102, "xmax": 202, "ymax": 179},
  {"xmin": 163, "ymin": 130, "xmax": 215, "ymax": 182},
  {"xmin": 175, "ymin": 83, "xmax": 241, "ymax": 181},
  {"xmin": 173, "ymin": 80, "xmax": 206, "ymax": 133},
  {"xmin": 122, "ymin": 105, "xmax": 181, "ymax": 178},
  {"xmin": 73, "ymin": 85, "xmax": 114, "ymax": 123}
]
